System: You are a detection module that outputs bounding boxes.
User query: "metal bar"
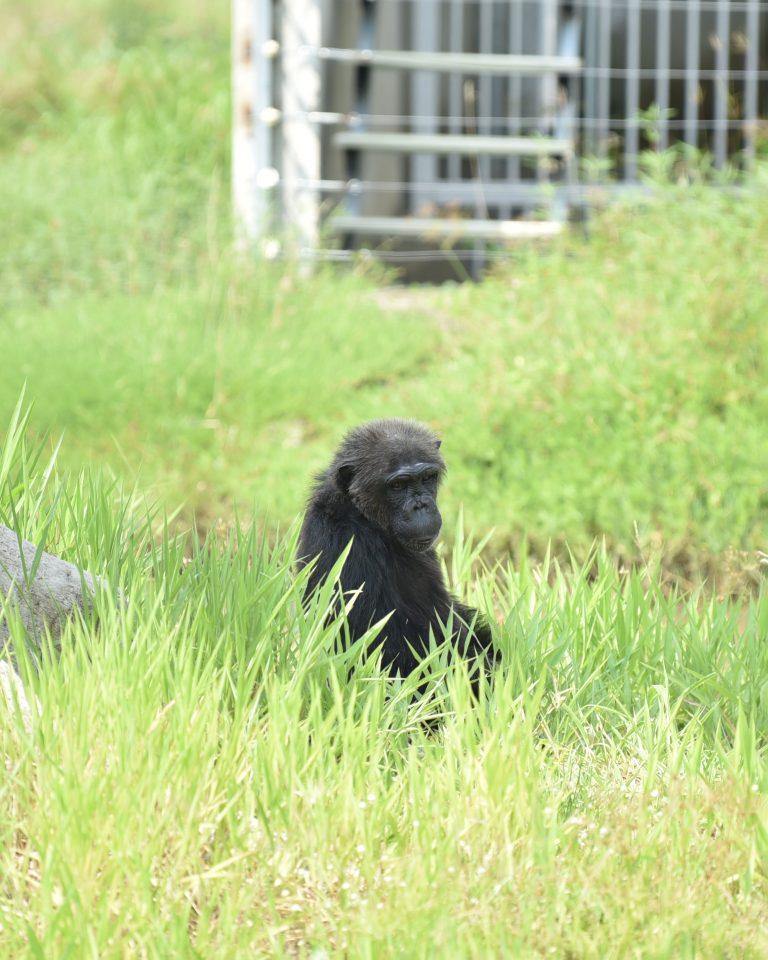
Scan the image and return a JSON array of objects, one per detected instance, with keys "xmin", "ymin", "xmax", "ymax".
[
  {"xmin": 299, "ymin": 248, "xmax": 530, "ymax": 265},
  {"xmin": 541, "ymin": 0, "xmax": 559, "ymax": 130},
  {"xmin": 448, "ymin": 0, "xmax": 464, "ymax": 184},
  {"xmin": 344, "ymin": 0, "xmax": 376, "ymax": 223},
  {"xmin": 582, "ymin": 0, "xmax": 597, "ymax": 155},
  {"xmin": 573, "ymin": 67, "xmax": 764, "ymax": 78},
  {"xmin": 581, "ymin": 66, "xmax": 768, "ymax": 78},
  {"xmin": 311, "ymin": 179, "xmax": 664, "ymax": 203},
  {"xmin": 328, "ymin": 216, "xmax": 563, "ymax": 240},
  {"xmin": 713, "ymin": 0, "xmax": 730, "ymax": 167},
  {"xmin": 507, "ymin": 0, "xmax": 523, "ymax": 186},
  {"xmin": 490, "ymin": 0, "xmax": 508, "ymax": 179},
  {"xmin": 232, "ymin": 0, "xmax": 272, "ymax": 243},
  {"xmin": 625, "ymin": 0, "xmax": 641, "ymax": 178},
  {"xmin": 414, "ymin": 182, "xmax": 552, "ymax": 206},
  {"xmin": 312, "ymin": 180, "xmax": 557, "ymax": 203},
  {"xmin": 684, "ymin": 0, "xmax": 701, "ymax": 148},
  {"xmin": 743, "ymin": 0, "xmax": 759, "ymax": 164},
  {"xmin": 318, "ymin": 47, "xmax": 583, "ymax": 74},
  {"xmin": 477, "ymin": 0, "xmax": 493, "ymax": 202},
  {"xmin": 318, "ymin": 0, "xmax": 761, "ymax": 10},
  {"xmin": 410, "ymin": 1, "xmax": 440, "ymax": 214},
  {"xmin": 597, "ymin": 0, "xmax": 612, "ymax": 160},
  {"xmin": 655, "ymin": 0, "xmax": 671, "ymax": 150},
  {"xmin": 554, "ymin": 7, "xmax": 581, "ymax": 216},
  {"xmin": 539, "ymin": 0, "xmax": 558, "ymax": 191},
  {"xmin": 314, "ymin": 51, "xmax": 766, "ymax": 81},
  {"xmin": 281, "ymin": 0, "xmax": 322, "ymax": 254},
  {"xmin": 282, "ymin": 110, "xmax": 758, "ymax": 129},
  {"xmin": 308, "ymin": 0, "xmax": 768, "ymax": 9},
  {"xmin": 311, "ymin": 179, "xmax": 658, "ymax": 204},
  {"xmin": 568, "ymin": 3, "xmax": 584, "ymax": 193},
  {"xmin": 334, "ymin": 131, "xmax": 573, "ymax": 155}
]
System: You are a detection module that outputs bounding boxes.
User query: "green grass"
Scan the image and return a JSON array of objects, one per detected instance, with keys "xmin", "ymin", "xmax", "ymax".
[{"xmin": 2, "ymin": 404, "xmax": 768, "ymax": 957}]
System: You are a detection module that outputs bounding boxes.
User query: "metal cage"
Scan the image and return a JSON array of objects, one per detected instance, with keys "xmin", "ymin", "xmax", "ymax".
[{"xmin": 233, "ymin": 0, "xmax": 767, "ymax": 266}]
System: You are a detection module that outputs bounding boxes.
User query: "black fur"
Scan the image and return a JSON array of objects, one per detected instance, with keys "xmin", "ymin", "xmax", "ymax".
[{"xmin": 297, "ymin": 419, "xmax": 495, "ymax": 680}]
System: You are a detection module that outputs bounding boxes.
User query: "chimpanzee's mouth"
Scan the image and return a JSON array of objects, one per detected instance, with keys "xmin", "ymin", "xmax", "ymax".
[{"xmin": 409, "ymin": 537, "xmax": 436, "ymax": 553}]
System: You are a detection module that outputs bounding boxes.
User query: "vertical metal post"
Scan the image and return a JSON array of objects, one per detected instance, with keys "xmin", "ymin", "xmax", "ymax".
[
  {"xmin": 684, "ymin": 0, "xmax": 701, "ymax": 149},
  {"xmin": 625, "ymin": 0, "xmax": 641, "ymax": 180},
  {"xmin": 281, "ymin": 0, "xmax": 322, "ymax": 256},
  {"xmin": 410, "ymin": 0, "xmax": 440, "ymax": 216},
  {"xmin": 507, "ymin": 0, "xmax": 523, "ymax": 199},
  {"xmin": 479, "ymin": 0, "xmax": 493, "ymax": 194},
  {"xmin": 744, "ymin": 0, "xmax": 760, "ymax": 166},
  {"xmin": 596, "ymin": 0, "xmax": 611, "ymax": 163},
  {"xmin": 232, "ymin": 0, "xmax": 273, "ymax": 244},
  {"xmin": 655, "ymin": 0, "xmax": 670, "ymax": 150},
  {"xmin": 582, "ymin": 0, "xmax": 597, "ymax": 156},
  {"xmin": 490, "ymin": 3, "xmax": 507, "ymax": 184},
  {"xmin": 448, "ymin": 0, "xmax": 464, "ymax": 187},
  {"xmin": 713, "ymin": 0, "xmax": 730, "ymax": 168},
  {"xmin": 554, "ymin": 5, "xmax": 581, "ymax": 217},
  {"xmin": 344, "ymin": 0, "xmax": 376, "ymax": 226},
  {"xmin": 539, "ymin": 0, "xmax": 558, "ymax": 183}
]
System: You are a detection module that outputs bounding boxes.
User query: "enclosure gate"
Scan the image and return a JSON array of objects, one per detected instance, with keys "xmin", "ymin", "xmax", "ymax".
[{"xmin": 233, "ymin": 0, "xmax": 767, "ymax": 266}]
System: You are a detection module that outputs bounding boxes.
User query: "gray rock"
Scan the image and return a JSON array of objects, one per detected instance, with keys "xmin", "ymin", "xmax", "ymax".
[{"xmin": 0, "ymin": 523, "xmax": 98, "ymax": 655}]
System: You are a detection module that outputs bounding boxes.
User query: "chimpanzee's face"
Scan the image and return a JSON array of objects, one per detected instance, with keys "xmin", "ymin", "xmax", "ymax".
[
  {"xmin": 381, "ymin": 460, "xmax": 442, "ymax": 552},
  {"xmin": 333, "ymin": 419, "xmax": 446, "ymax": 552}
]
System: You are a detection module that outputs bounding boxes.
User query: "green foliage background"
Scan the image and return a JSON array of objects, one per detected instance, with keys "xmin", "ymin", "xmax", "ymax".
[{"xmin": 1, "ymin": 1, "xmax": 767, "ymax": 585}]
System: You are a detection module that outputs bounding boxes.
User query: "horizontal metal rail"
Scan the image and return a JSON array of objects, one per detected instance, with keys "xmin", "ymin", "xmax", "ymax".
[
  {"xmin": 334, "ymin": 132, "xmax": 572, "ymax": 156},
  {"xmin": 329, "ymin": 216, "xmax": 564, "ymax": 240},
  {"xmin": 280, "ymin": 110, "xmax": 761, "ymax": 132},
  {"xmin": 318, "ymin": 47, "xmax": 582, "ymax": 75},
  {"xmin": 299, "ymin": 247, "xmax": 529, "ymax": 264},
  {"xmin": 328, "ymin": 0, "xmax": 762, "ymax": 9},
  {"xmin": 300, "ymin": 179, "xmax": 636, "ymax": 206}
]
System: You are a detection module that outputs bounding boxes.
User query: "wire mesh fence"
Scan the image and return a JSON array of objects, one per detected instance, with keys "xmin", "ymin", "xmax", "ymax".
[{"xmin": 234, "ymin": 0, "xmax": 768, "ymax": 267}]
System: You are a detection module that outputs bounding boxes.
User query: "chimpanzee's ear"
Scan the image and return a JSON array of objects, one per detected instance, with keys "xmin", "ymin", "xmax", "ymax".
[
  {"xmin": 434, "ymin": 439, "xmax": 442, "ymax": 450},
  {"xmin": 336, "ymin": 463, "xmax": 355, "ymax": 492}
]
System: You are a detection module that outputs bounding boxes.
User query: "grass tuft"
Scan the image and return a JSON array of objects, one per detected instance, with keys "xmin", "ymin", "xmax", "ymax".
[{"xmin": 1, "ymin": 404, "xmax": 768, "ymax": 956}]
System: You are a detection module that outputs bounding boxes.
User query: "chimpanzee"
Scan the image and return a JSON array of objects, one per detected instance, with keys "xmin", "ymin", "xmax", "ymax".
[{"xmin": 297, "ymin": 419, "xmax": 495, "ymax": 681}]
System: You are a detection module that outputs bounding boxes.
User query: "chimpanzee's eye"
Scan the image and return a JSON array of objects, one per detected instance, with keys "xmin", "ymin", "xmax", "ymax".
[{"xmin": 390, "ymin": 480, "xmax": 405, "ymax": 492}]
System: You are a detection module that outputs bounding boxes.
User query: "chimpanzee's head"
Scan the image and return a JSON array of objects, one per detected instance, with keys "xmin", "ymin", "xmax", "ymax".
[{"xmin": 331, "ymin": 419, "xmax": 445, "ymax": 552}]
